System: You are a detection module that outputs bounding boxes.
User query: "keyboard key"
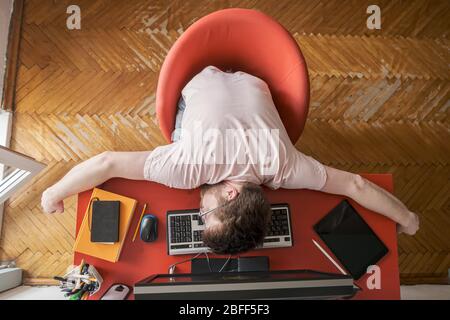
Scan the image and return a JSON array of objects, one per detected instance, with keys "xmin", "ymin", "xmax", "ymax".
[
  {"xmin": 264, "ymin": 238, "xmax": 280, "ymax": 243},
  {"xmin": 171, "ymin": 244, "xmax": 192, "ymax": 249}
]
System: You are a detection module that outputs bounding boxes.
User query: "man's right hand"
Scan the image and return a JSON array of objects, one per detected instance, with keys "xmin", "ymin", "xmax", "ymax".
[{"xmin": 41, "ymin": 188, "xmax": 64, "ymax": 214}]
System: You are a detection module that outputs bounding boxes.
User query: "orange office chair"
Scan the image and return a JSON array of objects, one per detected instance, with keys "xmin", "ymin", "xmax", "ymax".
[{"xmin": 156, "ymin": 8, "xmax": 310, "ymax": 144}]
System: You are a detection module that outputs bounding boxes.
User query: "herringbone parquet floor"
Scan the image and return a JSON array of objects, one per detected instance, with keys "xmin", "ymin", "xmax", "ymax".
[{"xmin": 0, "ymin": 0, "xmax": 449, "ymax": 284}]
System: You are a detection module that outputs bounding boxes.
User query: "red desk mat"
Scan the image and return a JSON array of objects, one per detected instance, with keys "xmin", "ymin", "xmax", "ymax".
[{"xmin": 75, "ymin": 173, "xmax": 400, "ymax": 300}]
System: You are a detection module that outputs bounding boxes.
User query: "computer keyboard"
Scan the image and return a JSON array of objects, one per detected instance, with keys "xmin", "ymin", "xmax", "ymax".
[{"xmin": 167, "ymin": 204, "xmax": 293, "ymax": 255}]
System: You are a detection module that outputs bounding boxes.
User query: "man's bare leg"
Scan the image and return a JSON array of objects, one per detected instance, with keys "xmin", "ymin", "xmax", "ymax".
[{"xmin": 41, "ymin": 151, "xmax": 150, "ymax": 213}]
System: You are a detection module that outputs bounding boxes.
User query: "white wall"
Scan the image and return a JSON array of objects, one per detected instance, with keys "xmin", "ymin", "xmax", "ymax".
[
  {"xmin": 0, "ymin": 0, "xmax": 14, "ymax": 101},
  {"xmin": 0, "ymin": 0, "xmax": 14, "ymax": 238}
]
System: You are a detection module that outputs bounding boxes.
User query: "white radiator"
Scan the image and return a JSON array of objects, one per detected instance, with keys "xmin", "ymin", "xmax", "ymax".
[{"xmin": 0, "ymin": 268, "xmax": 22, "ymax": 293}]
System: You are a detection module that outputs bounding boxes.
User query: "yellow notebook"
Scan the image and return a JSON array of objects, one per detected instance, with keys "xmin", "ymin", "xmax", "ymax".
[{"xmin": 74, "ymin": 188, "xmax": 137, "ymax": 263}]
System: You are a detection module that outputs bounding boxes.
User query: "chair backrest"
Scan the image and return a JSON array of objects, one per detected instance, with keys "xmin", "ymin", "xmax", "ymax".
[{"xmin": 156, "ymin": 8, "xmax": 310, "ymax": 144}]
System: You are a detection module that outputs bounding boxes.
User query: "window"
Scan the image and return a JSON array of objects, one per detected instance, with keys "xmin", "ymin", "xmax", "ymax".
[{"xmin": 0, "ymin": 146, "xmax": 46, "ymax": 205}]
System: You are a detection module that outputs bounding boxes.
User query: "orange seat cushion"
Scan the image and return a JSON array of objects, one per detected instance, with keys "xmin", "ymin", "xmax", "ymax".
[{"xmin": 156, "ymin": 8, "xmax": 310, "ymax": 144}]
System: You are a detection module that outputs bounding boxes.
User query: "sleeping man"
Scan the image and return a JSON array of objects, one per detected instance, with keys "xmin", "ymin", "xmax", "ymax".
[{"xmin": 41, "ymin": 65, "xmax": 419, "ymax": 254}]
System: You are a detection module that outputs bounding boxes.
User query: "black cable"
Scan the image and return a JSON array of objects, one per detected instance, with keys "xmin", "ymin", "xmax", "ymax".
[
  {"xmin": 168, "ymin": 252, "xmax": 233, "ymax": 275},
  {"xmin": 168, "ymin": 252, "xmax": 202, "ymax": 274}
]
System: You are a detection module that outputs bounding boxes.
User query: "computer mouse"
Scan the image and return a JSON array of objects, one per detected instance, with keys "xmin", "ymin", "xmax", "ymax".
[{"xmin": 140, "ymin": 214, "xmax": 158, "ymax": 242}]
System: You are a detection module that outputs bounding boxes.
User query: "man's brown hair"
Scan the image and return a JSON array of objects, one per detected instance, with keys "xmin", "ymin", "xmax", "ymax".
[{"xmin": 202, "ymin": 183, "xmax": 272, "ymax": 254}]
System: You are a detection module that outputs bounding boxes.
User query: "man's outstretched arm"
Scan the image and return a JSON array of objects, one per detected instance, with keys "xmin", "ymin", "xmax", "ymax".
[
  {"xmin": 41, "ymin": 151, "xmax": 151, "ymax": 213},
  {"xmin": 320, "ymin": 165, "xmax": 419, "ymax": 235}
]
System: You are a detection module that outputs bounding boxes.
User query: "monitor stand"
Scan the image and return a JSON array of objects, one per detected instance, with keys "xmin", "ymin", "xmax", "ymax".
[{"xmin": 191, "ymin": 256, "xmax": 269, "ymax": 273}]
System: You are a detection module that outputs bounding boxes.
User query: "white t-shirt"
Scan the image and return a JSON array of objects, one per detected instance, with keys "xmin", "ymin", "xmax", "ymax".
[{"xmin": 144, "ymin": 65, "xmax": 327, "ymax": 190}]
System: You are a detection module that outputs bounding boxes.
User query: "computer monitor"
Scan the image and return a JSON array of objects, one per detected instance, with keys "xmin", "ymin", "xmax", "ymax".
[{"xmin": 134, "ymin": 269, "xmax": 356, "ymax": 300}]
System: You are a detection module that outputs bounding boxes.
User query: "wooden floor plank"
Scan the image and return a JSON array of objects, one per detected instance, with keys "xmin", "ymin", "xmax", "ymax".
[{"xmin": 0, "ymin": 0, "xmax": 448, "ymax": 284}]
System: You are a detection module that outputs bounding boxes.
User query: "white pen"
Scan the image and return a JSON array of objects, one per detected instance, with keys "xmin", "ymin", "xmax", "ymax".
[{"xmin": 312, "ymin": 239, "xmax": 347, "ymax": 275}]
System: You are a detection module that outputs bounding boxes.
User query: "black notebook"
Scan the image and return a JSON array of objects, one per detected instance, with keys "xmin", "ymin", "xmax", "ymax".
[
  {"xmin": 90, "ymin": 200, "xmax": 120, "ymax": 244},
  {"xmin": 313, "ymin": 200, "xmax": 388, "ymax": 280}
]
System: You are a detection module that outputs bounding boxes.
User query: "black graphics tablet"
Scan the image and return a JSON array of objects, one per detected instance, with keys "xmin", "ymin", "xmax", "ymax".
[{"xmin": 313, "ymin": 200, "xmax": 389, "ymax": 280}]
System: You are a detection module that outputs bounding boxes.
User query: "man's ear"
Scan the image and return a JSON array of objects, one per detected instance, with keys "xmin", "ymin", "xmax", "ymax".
[{"xmin": 223, "ymin": 183, "xmax": 239, "ymax": 201}]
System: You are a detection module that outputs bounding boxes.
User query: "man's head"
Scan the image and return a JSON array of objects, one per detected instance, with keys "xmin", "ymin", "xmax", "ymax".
[{"xmin": 200, "ymin": 181, "xmax": 272, "ymax": 254}]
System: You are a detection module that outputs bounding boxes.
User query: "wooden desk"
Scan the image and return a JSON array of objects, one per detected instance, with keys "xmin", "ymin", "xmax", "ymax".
[{"xmin": 75, "ymin": 173, "xmax": 400, "ymax": 300}]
